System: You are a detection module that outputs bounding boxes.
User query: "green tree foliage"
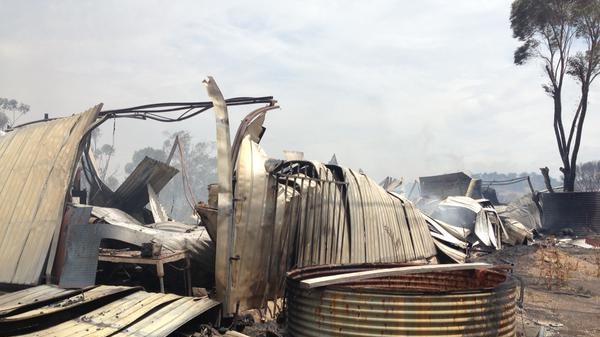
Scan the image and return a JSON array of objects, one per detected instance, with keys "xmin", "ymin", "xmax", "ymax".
[
  {"xmin": 511, "ymin": 0, "xmax": 600, "ymax": 191},
  {"xmin": 0, "ymin": 98, "xmax": 30, "ymax": 129},
  {"xmin": 125, "ymin": 131, "xmax": 216, "ymax": 222}
]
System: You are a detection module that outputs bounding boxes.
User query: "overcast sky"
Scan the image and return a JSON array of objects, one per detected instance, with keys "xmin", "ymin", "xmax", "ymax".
[{"xmin": 1, "ymin": 0, "xmax": 598, "ymax": 183}]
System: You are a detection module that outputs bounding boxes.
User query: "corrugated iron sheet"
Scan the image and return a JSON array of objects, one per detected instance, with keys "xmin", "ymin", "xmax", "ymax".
[
  {"xmin": 112, "ymin": 297, "xmax": 220, "ymax": 337},
  {"xmin": 223, "ymin": 143, "xmax": 437, "ymax": 314},
  {"xmin": 97, "ymin": 156, "xmax": 179, "ymax": 213},
  {"xmin": 0, "ymin": 285, "xmax": 141, "ymax": 335},
  {"xmin": 541, "ymin": 192, "xmax": 600, "ymax": 235},
  {"xmin": 0, "ymin": 285, "xmax": 79, "ymax": 317},
  {"xmin": 287, "ymin": 265, "xmax": 517, "ymax": 337},
  {"xmin": 3, "ymin": 285, "xmax": 136, "ymax": 321},
  {"xmin": 0, "ymin": 105, "xmax": 101, "ymax": 285},
  {"xmin": 342, "ymin": 169, "xmax": 436, "ymax": 265},
  {"xmin": 281, "ymin": 164, "xmax": 436, "ymax": 268},
  {"xmin": 1, "ymin": 287, "xmax": 219, "ymax": 337}
]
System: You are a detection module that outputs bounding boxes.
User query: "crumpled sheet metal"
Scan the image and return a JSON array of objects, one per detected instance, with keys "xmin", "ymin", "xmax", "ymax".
[
  {"xmin": 59, "ymin": 206, "xmax": 214, "ymax": 288},
  {"xmin": 3, "ymin": 285, "xmax": 136, "ymax": 322},
  {"xmin": 92, "ymin": 156, "xmax": 179, "ymax": 214},
  {"xmin": 496, "ymin": 194, "xmax": 542, "ymax": 229},
  {"xmin": 423, "ymin": 213, "xmax": 468, "ymax": 263},
  {"xmin": 432, "ymin": 237, "xmax": 467, "ymax": 263},
  {"xmin": 225, "ymin": 142, "xmax": 437, "ymax": 312},
  {"xmin": 422, "ymin": 212, "xmax": 468, "ymax": 249},
  {"xmin": 3, "ymin": 286, "xmax": 219, "ymax": 337},
  {"xmin": 0, "ymin": 285, "xmax": 80, "ymax": 318},
  {"xmin": 285, "ymin": 164, "xmax": 435, "ymax": 268},
  {"xmin": 0, "ymin": 105, "xmax": 101, "ymax": 285},
  {"xmin": 0, "ymin": 286, "xmax": 144, "ymax": 336},
  {"xmin": 435, "ymin": 196, "xmax": 506, "ymax": 249},
  {"xmin": 500, "ymin": 216, "xmax": 533, "ymax": 245}
]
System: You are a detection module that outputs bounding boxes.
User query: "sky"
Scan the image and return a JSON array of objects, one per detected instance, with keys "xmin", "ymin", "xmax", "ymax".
[{"xmin": 0, "ymin": 0, "xmax": 598, "ymax": 183}]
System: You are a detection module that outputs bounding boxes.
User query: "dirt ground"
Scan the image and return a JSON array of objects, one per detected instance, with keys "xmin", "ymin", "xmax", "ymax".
[
  {"xmin": 477, "ymin": 240, "xmax": 600, "ymax": 337},
  {"xmin": 239, "ymin": 241, "xmax": 600, "ymax": 337}
]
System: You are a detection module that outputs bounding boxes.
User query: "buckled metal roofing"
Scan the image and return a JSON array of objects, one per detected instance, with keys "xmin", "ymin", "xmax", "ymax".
[
  {"xmin": 0, "ymin": 285, "xmax": 219, "ymax": 337},
  {"xmin": 0, "ymin": 105, "xmax": 101, "ymax": 285}
]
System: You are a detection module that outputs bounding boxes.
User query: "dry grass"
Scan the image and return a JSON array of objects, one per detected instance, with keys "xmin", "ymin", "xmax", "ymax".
[{"xmin": 537, "ymin": 245, "xmax": 579, "ymax": 289}]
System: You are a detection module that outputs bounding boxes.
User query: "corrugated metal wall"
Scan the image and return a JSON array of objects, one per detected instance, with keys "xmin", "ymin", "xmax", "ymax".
[
  {"xmin": 0, "ymin": 105, "xmax": 100, "ymax": 285},
  {"xmin": 541, "ymin": 192, "xmax": 600, "ymax": 235},
  {"xmin": 224, "ymin": 150, "xmax": 438, "ymax": 313}
]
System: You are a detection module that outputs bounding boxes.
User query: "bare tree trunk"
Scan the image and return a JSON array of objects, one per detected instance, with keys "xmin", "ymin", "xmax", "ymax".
[
  {"xmin": 567, "ymin": 86, "xmax": 590, "ymax": 192},
  {"xmin": 561, "ymin": 167, "xmax": 575, "ymax": 192},
  {"xmin": 540, "ymin": 167, "xmax": 555, "ymax": 193}
]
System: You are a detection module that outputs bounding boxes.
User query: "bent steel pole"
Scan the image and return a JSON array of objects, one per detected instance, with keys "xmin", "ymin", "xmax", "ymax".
[{"xmin": 203, "ymin": 76, "xmax": 235, "ymax": 316}]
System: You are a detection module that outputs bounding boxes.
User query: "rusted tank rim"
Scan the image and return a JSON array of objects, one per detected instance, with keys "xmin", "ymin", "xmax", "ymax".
[
  {"xmin": 286, "ymin": 263, "xmax": 517, "ymax": 337},
  {"xmin": 287, "ymin": 263, "xmax": 514, "ymax": 295}
]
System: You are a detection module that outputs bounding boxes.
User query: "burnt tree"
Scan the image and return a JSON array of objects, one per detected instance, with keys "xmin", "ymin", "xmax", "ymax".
[{"xmin": 511, "ymin": 0, "xmax": 600, "ymax": 191}]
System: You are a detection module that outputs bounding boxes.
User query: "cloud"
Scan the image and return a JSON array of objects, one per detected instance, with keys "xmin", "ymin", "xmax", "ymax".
[{"xmin": 0, "ymin": 0, "xmax": 598, "ymax": 182}]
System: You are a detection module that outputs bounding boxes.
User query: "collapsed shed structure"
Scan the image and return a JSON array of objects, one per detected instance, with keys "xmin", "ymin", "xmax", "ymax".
[
  {"xmin": 201, "ymin": 78, "xmax": 437, "ymax": 315},
  {"xmin": 0, "ymin": 78, "xmax": 519, "ymax": 336},
  {"xmin": 0, "ymin": 93, "xmax": 274, "ymax": 289}
]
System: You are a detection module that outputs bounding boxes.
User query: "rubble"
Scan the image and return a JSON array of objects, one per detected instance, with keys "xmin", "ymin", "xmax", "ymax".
[
  {"xmin": 0, "ymin": 77, "xmax": 597, "ymax": 336},
  {"xmin": 0, "ymin": 284, "xmax": 219, "ymax": 336}
]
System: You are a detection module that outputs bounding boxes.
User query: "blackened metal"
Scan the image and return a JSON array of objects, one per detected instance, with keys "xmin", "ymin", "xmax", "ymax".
[{"xmin": 541, "ymin": 192, "xmax": 600, "ymax": 234}]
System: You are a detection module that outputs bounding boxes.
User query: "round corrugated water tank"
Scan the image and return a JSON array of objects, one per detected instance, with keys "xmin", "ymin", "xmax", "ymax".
[{"xmin": 286, "ymin": 264, "xmax": 517, "ymax": 337}]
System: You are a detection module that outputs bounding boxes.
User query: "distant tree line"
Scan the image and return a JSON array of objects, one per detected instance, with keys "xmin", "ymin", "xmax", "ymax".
[
  {"xmin": 475, "ymin": 159, "xmax": 600, "ymax": 203},
  {"xmin": 575, "ymin": 160, "xmax": 600, "ymax": 192},
  {"xmin": 0, "ymin": 97, "xmax": 29, "ymax": 130},
  {"xmin": 122, "ymin": 130, "xmax": 217, "ymax": 222}
]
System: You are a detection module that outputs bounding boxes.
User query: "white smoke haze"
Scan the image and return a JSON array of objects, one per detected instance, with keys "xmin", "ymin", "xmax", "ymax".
[{"xmin": 1, "ymin": 0, "xmax": 599, "ymax": 184}]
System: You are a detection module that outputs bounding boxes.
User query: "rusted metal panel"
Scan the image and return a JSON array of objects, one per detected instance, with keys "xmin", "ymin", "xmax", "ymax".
[
  {"xmin": 287, "ymin": 265, "xmax": 517, "ymax": 337},
  {"xmin": 0, "ymin": 105, "xmax": 101, "ymax": 285}
]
